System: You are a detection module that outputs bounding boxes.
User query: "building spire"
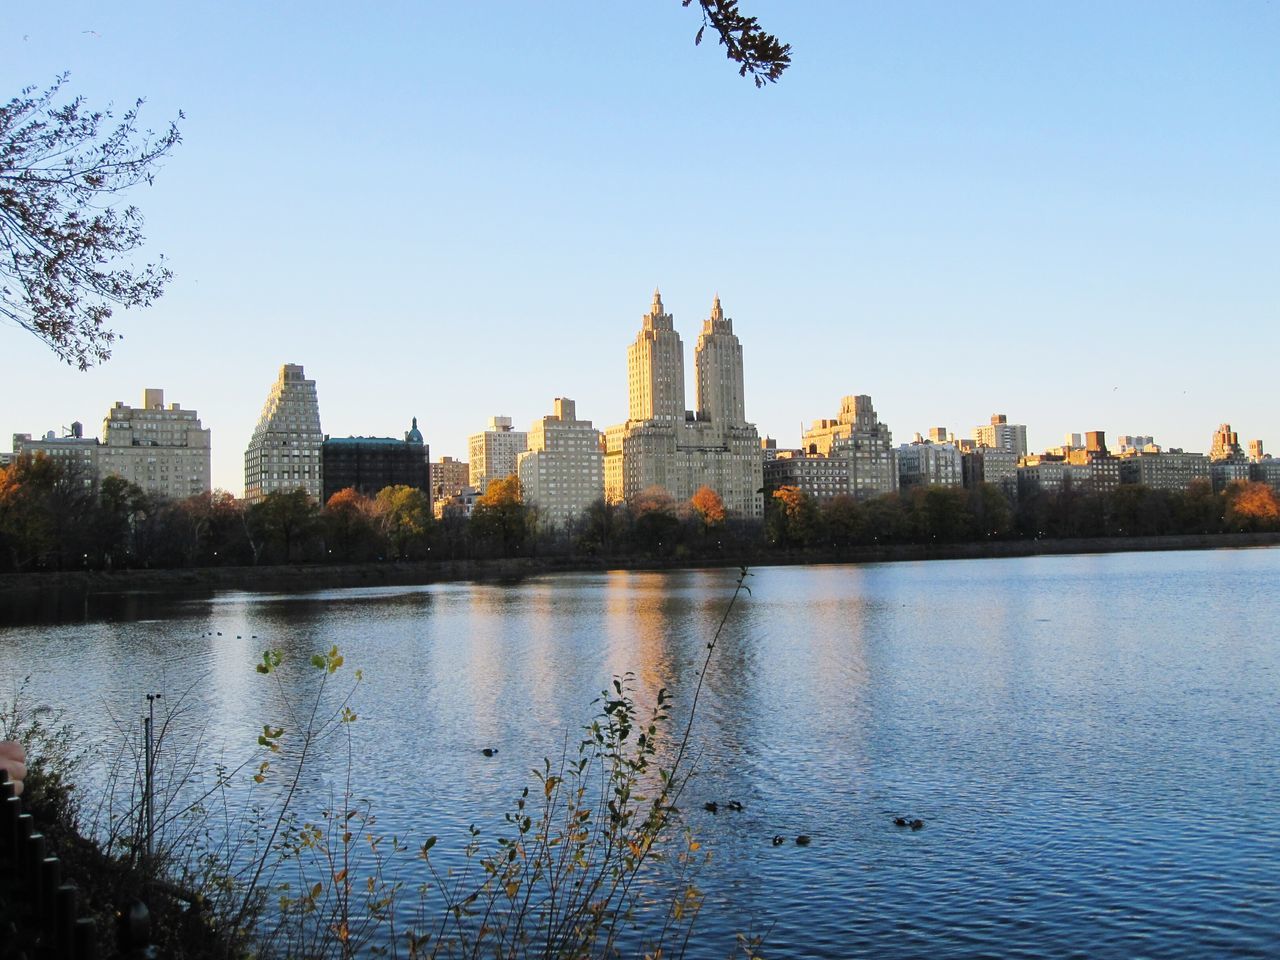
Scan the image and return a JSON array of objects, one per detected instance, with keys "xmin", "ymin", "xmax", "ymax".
[
  {"xmin": 652, "ymin": 287, "xmax": 664, "ymax": 314},
  {"xmin": 710, "ymin": 293, "xmax": 723, "ymax": 323}
]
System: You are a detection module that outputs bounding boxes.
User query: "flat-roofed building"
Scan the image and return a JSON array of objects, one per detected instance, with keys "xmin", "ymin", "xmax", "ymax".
[
  {"xmin": 431, "ymin": 456, "xmax": 470, "ymax": 505},
  {"xmin": 898, "ymin": 436, "xmax": 962, "ymax": 488},
  {"xmin": 517, "ymin": 398, "xmax": 604, "ymax": 529},
  {"xmin": 963, "ymin": 447, "xmax": 1018, "ymax": 500},
  {"xmin": 100, "ymin": 389, "xmax": 211, "ymax": 498},
  {"xmin": 468, "ymin": 416, "xmax": 527, "ymax": 494},
  {"xmin": 1118, "ymin": 450, "xmax": 1209, "ymax": 491},
  {"xmin": 12, "ymin": 423, "xmax": 100, "ymax": 487},
  {"xmin": 321, "ymin": 420, "xmax": 429, "ymax": 502},
  {"xmin": 763, "ymin": 450, "xmax": 850, "ymax": 502},
  {"xmin": 974, "ymin": 414, "xmax": 1028, "ymax": 459},
  {"xmin": 1251, "ymin": 458, "xmax": 1280, "ymax": 493}
]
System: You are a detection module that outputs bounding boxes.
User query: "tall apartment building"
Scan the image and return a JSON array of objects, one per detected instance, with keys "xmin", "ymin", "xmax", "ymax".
[
  {"xmin": 962, "ymin": 447, "xmax": 1019, "ymax": 500},
  {"xmin": 468, "ymin": 416, "xmax": 528, "ymax": 494},
  {"xmin": 1251, "ymin": 458, "xmax": 1280, "ymax": 493},
  {"xmin": 974, "ymin": 414, "xmax": 1029, "ymax": 458},
  {"xmin": 431, "ymin": 456, "xmax": 471, "ymax": 502},
  {"xmin": 800, "ymin": 395, "xmax": 898, "ymax": 500},
  {"xmin": 99, "ymin": 389, "xmax": 211, "ymax": 498},
  {"xmin": 1018, "ymin": 456, "xmax": 1120, "ymax": 496},
  {"xmin": 517, "ymin": 398, "xmax": 604, "ymax": 529},
  {"xmin": 244, "ymin": 364, "xmax": 324, "ymax": 502},
  {"xmin": 605, "ymin": 292, "xmax": 763, "ymax": 517},
  {"xmin": 897, "ymin": 436, "xmax": 963, "ymax": 488},
  {"xmin": 763, "ymin": 449, "xmax": 851, "ymax": 502},
  {"xmin": 1118, "ymin": 450, "xmax": 1209, "ymax": 491}
]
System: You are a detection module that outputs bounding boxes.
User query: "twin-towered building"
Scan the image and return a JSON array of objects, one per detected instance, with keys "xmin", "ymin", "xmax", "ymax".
[{"xmin": 604, "ymin": 291, "xmax": 764, "ymax": 517}]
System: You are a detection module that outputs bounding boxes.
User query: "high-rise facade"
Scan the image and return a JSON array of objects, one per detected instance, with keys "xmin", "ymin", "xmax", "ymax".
[
  {"xmin": 897, "ymin": 437, "xmax": 963, "ymax": 488},
  {"xmin": 606, "ymin": 292, "xmax": 763, "ymax": 517},
  {"xmin": 431, "ymin": 456, "xmax": 471, "ymax": 503},
  {"xmin": 801, "ymin": 395, "xmax": 898, "ymax": 500},
  {"xmin": 468, "ymin": 416, "xmax": 528, "ymax": 494},
  {"xmin": 628, "ymin": 290, "xmax": 685, "ymax": 423},
  {"xmin": 695, "ymin": 296, "xmax": 745, "ymax": 426},
  {"xmin": 244, "ymin": 364, "xmax": 324, "ymax": 502},
  {"xmin": 517, "ymin": 398, "xmax": 604, "ymax": 529},
  {"xmin": 974, "ymin": 414, "xmax": 1029, "ymax": 459},
  {"xmin": 100, "ymin": 389, "xmax": 211, "ymax": 498}
]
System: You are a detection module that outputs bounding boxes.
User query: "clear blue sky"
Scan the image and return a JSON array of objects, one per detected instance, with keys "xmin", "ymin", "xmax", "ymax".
[{"xmin": 4, "ymin": 2, "xmax": 1277, "ymax": 494}]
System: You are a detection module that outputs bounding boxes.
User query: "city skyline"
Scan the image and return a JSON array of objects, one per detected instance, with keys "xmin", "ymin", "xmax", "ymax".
[{"xmin": 3, "ymin": 2, "xmax": 1276, "ymax": 494}]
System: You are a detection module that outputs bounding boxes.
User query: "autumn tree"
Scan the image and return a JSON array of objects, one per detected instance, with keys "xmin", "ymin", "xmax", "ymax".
[
  {"xmin": 767, "ymin": 485, "xmax": 822, "ymax": 547},
  {"xmin": 689, "ymin": 485, "xmax": 726, "ymax": 532},
  {"xmin": 470, "ymin": 476, "xmax": 528, "ymax": 557},
  {"xmin": 1224, "ymin": 481, "xmax": 1280, "ymax": 532},
  {"xmin": 374, "ymin": 485, "xmax": 433, "ymax": 559},
  {"xmin": 323, "ymin": 487, "xmax": 381, "ymax": 561}
]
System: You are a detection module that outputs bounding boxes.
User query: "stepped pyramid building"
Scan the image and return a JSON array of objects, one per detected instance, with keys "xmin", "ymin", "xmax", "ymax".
[
  {"xmin": 605, "ymin": 291, "xmax": 763, "ymax": 517},
  {"xmin": 244, "ymin": 364, "xmax": 324, "ymax": 502}
]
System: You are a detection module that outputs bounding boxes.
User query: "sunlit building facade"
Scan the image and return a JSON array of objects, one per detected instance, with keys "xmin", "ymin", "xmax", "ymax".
[
  {"xmin": 800, "ymin": 395, "xmax": 898, "ymax": 500},
  {"xmin": 974, "ymin": 414, "xmax": 1028, "ymax": 459},
  {"xmin": 517, "ymin": 398, "xmax": 604, "ymax": 529},
  {"xmin": 897, "ymin": 437, "xmax": 963, "ymax": 488},
  {"xmin": 100, "ymin": 389, "xmax": 211, "ymax": 498},
  {"xmin": 468, "ymin": 416, "xmax": 527, "ymax": 494},
  {"xmin": 606, "ymin": 292, "xmax": 763, "ymax": 517},
  {"xmin": 244, "ymin": 364, "xmax": 324, "ymax": 502}
]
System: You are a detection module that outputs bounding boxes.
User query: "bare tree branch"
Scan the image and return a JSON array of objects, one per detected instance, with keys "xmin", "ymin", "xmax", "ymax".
[{"xmin": 0, "ymin": 75, "xmax": 182, "ymax": 369}]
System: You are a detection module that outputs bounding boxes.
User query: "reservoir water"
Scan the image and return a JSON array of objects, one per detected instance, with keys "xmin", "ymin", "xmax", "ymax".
[{"xmin": 2, "ymin": 549, "xmax": 1278, "ymax": 957}]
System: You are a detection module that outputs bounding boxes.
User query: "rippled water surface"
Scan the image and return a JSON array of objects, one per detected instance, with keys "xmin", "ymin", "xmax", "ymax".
[{"xmin": 3, "ymin": 549, "xmax": 1278, "ymax": 958}]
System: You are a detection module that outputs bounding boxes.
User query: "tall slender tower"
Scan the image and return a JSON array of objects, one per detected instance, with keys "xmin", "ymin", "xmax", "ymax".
[
  {"xmin": 627, "ymin": 289, "xmax": 685, "ymax": 423},
  {"xmin": 695, "ymin": 294, "xmax": 746, "ymax": 427}
]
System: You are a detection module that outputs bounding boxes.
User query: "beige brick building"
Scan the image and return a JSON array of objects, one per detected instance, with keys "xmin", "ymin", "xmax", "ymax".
[
  {"xmin": 606, "ymin": 292, "xmax": 763, "ymax": 517},
  {"xmin": 99, "ymin": 389, "xmax": 211, "ymax": 498},
  {"xmin": 800, "ymin": 395, "xmax": 898, "ymax": 500},
  {"xmin": 517, "ymin": 398, "xmax": 604, "ymax": 529},
  {"xmin": 468, "ymin": 416, "xmax": 528, "ymax": 494}
]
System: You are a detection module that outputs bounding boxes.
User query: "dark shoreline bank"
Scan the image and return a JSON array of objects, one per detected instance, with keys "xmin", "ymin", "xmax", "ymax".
[{"xmin": 2, "ymin": 532, "xmax": 1277, "ymax": 623}]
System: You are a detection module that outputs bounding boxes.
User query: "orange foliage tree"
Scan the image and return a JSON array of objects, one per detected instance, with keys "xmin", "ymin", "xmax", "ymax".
[
  {"xmin": 1225, "ymin": 481, "xmax": 1280, "ymax": 531},
  {"xmin": 690, "ymin": 485, "xmax": 726, "ymax": 530}
]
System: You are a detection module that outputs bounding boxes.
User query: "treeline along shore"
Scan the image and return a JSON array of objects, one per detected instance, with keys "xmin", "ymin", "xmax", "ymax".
[{"xmin": 3, "ymin": 449, "xmax": 1280, "ymax": 619}]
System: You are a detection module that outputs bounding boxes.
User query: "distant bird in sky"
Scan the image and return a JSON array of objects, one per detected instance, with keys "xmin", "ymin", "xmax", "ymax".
[{"xmin": 82, "ymin": 29, "xmax": 101, "ymax": 38}]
